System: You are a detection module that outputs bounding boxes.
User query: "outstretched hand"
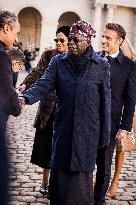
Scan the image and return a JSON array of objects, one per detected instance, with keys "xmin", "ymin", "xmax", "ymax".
[
  {"xmin": 18, "ymin": 84, "xmax": 26, "ymax": 94},
  {"xmin": 19, "ymin": 96, "xmax": 26, "ymax": 109}
]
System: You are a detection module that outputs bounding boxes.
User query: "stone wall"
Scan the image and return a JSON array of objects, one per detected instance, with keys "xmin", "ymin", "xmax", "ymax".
[{"xmin": 0, "ymin": 0, "xmax": 135, "ymax": 53}]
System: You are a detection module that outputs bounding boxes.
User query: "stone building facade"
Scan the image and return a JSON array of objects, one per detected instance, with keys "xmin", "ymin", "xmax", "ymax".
[{"xmin": 0, "ymin": 0, "xmax": 136, "ymax": 53}]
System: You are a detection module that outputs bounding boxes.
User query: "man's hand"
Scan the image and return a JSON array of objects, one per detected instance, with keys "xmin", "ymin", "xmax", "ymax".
[
  {"xmin": 19, "ymin": 96, "xmax": 26, "ymax": 109},
  {"xmin": 18, "ymin": 84, "xmax": 26, "ymax": 93}
]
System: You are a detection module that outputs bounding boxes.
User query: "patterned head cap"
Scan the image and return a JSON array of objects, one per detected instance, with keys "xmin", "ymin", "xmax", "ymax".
[{"xmin": 70, "ymin": 20, "xmax": 96, "ymax": 38}]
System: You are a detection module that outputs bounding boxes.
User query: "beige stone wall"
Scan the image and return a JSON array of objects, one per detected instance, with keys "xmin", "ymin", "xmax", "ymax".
[
  {"xmin": 0, "ymin": 0, "xmax": 92, "ymax": 53},
  {"xmin": 0, "ymin": 0, "xmax": 136, "ymax": 53},
  {"xmin": 92, "ymin": 1, "xmax": 136, "ymax": 51},
  {"xmin": 114, "ymin": 7, "xmax": 135, "ymax": 40},
  {"xmin": 100, "ymin": 0, "xmax": 136, "ymax": 8}
]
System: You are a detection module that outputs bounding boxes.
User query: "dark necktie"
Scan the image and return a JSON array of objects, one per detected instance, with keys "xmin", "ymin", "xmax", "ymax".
[
  {"xmin": 107, "ymin": 56, "xmax": 113, "ymax": 63},
  {"xmin": 107, "ymin": 56, "xmax": 116, "ymax": 66}
]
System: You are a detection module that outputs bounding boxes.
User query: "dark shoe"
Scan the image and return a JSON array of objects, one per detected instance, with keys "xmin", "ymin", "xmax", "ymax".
[{"xmin": 39, "ymin": 183, "xmax": 49, "ymax": 196}]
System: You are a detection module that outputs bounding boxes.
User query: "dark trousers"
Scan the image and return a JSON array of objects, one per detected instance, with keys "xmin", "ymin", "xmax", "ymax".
[
  {"xmin": 49, "ymin": 170, "xmax": 94, "ymax": 205},
  {"xmin": 94, "ymin": 140, "xmax": 116, "ymax": 205}
]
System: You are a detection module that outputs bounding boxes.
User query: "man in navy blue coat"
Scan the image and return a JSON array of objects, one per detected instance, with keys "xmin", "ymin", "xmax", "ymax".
[
  {"xmin": 0, "ymin": 11, "xmax": 21, "ymax": 205},
  {"xmin": 94, "ymin": 23, "xmax": 136, "ymax": 205},
  {"xmin": 20, "ymin": 20, "xmax": 111, "ymax": 205}
]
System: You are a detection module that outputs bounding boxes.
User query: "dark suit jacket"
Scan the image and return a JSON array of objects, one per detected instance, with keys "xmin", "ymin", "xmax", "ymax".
[
  {"xmin": 99, "ymin": 50, "xmax": 136, "ymax": 138},
  {"xmin": 0, "ymin": 40, "xmax": 21, "ymax": 205}
]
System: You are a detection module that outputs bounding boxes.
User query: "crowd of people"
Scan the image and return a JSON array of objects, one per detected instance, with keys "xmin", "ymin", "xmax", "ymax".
[{"xmin": 0, "ymin": 9, "xmax": 136, "ymax": 205}]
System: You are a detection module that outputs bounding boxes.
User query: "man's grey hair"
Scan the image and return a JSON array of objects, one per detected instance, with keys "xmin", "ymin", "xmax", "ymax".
[
  {"xmin": 7, "ymin": 47, "xmax": 24, "ymax": 62},
  {"xmin": 0, "ymin": 10, "xmax": 18, "ymax": 30}
]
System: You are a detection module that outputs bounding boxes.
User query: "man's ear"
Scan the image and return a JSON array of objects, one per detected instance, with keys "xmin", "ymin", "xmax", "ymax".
[
  {"xmin": 12, "ymin": 60, "xmax": 16, "ymax": 68},
  {"xmin": 3, "ymin": 24, "xmax": 10, "ymax": 34},
  {"xmin": 117, "ymin": 37, "xmax": 123, "ymax": 46}
]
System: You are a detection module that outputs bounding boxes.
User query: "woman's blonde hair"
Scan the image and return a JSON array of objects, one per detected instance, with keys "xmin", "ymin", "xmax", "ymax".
[{"xmin": 121, "ymin": 37, "xmax": 136, "ymax": 61}]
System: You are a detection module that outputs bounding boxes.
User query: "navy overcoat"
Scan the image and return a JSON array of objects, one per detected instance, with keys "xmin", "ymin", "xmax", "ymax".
[{"xmin": 24, "ymin": 48, "xmax": 111, "ymax": 172}]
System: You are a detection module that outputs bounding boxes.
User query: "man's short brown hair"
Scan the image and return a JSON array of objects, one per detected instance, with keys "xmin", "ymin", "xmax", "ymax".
[{"xmin": 105, "ymin": 23, "xmax": 126, "ymax": 41}]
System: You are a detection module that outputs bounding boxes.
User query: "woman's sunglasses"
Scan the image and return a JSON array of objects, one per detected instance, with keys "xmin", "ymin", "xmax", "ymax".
[{"xmin": 54, "ymin": 38, "xmax": 65, "ymax": 43}]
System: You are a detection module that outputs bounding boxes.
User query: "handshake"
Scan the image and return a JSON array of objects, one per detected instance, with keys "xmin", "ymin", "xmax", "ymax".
[
  {"xmin": 18, "ymin": 96, "xmax": 26, "ymax": 109},
  {"xmin": 17, "ymin": 83, "xmax": 27, "ymax": 109}
]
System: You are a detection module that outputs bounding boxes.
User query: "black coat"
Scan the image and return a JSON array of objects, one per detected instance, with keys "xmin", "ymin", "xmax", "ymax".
[
  {"xmin": 23, "ymin": 47, "xmax": 111, "ymax": 172},
  {"xmin": 0, "ymin": 41, "xmax": 21, "ymax": 205},
  {"xmin": 99, "ymin": 50, "xmax": 136, "ymax": 138},
  {"xmin": 0, "ymin": 41, "xmax": 21, "ymax": 121}
]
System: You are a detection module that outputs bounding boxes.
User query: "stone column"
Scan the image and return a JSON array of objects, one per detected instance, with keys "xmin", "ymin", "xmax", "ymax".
[
  {"xmin": 106, "ymin": 4, "xmax": 117, "ymax": 23},
  {"xmin": 92, "ymin": 3, "xmax": 104, "ymax": 51},
  {"xmin": 39, "ymin": 19, "xmax": 58, "ymax": 55}
]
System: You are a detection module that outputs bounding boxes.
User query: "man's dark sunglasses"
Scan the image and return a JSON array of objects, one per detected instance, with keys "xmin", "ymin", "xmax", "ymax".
[
  {"xmin": 68, "ymin": 37, "xmax": 79, "ymax": 44},
  {"xmin": 68, "ymin": 36, "xmax": 86, "ymax": 44},
  {"xmin": 54, "ymin": 38, "xmax": 65, "ymax": 43}
]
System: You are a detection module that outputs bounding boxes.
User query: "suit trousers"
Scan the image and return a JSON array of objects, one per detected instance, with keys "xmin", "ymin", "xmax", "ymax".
[{"xmin": 94, "ymin": 140, "xmax": 116, "ymax": 204}]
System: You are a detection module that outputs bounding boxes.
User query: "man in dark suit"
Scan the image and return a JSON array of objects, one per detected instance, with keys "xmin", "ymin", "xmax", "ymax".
[
  {"xmin": 0, "ymin": 10, "xmax": 21, "ymax": 205},
  {"xmin": 94, "ymin": 23, "xmax": 136, "ymax": 205}
]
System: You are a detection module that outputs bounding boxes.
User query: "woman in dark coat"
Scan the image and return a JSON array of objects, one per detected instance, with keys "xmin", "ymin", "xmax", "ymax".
[
  {"xmin": 21, "ymin": 20, "xmax": 111, "ymax": 205},
  {"xmin": 19, "ymin": 26, "xmax": 70, "ymax": 194}
]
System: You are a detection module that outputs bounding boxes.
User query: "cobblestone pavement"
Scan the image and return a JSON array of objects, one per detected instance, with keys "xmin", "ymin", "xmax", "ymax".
[{"xmin": 6, "ymin": 71, "xmax": 136, "ymax": 205}]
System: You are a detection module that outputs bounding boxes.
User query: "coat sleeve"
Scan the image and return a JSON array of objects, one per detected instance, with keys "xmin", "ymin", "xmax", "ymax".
[
  {"xmin": 0, "ymin": 52, "xmax": 21, "ymax": 117},
  {"xmin": 99, "ymin": 63, "xmax": 111, "ymax": 147},
  {"xmin": 23, "ymin": 56, "xmax": 58, "ymax": 104},
  {"xmin": 22, "ymin": 51, "xmax": 49, "ymax": 89},
  {"xmin": 120, "ymin": 63, "xmax": 136, "ymax": 131}
]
